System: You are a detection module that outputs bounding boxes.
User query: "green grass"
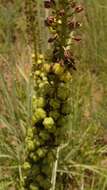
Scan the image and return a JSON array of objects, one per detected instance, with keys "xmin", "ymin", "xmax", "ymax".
[{"xmin": 0, "ymin": 66, "xmax": 32, "ymax": 189}]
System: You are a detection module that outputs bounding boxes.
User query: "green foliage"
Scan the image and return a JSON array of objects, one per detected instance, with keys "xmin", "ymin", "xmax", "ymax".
[
  {"xmin": 0, "ymin": 66, "xmax": 32, "ymax": 189},
  {"xmin": 0, "ymin": 0, "xmax": 25, "ymax": 54}
]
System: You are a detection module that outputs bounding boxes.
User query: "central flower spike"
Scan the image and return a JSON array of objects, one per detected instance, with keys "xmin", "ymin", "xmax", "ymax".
[{"xmin": 23, "ymin": 0, "xmax": 83, "ymax": 189}]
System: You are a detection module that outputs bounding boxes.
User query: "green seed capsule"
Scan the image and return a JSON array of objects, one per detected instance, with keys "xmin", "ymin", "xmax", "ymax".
[
  {"xmin": 27, "ymin": 140, "xmax": 35, "ymax": 151},
  {"xmin": 30, "ymin": 152, "xmax": 38, "ymax": 162},
  {"xmin": 53, "ymin": 63, "xmax": 64, "ymax": 75},
  {"xmin": 33, "ymin": 108, "xmax": 46, "ymax": 123},
  {"xmin": 43, "ymin": 117, "xmax": 54, "ymax": 128},
  {"xmin": 43, "ymin": 117, "xmax": 56, "ymax": 132},
  {"xmin": 36, "ymin": 148, "xmax": 47, "ymax": 158},
  {"xmin": 35, "ymin": 97, "xmax": 45, "ymax": 108},
  {"xmin": 23, "ymin": 162, "xmax": 31, "ymax": 170},
  {"xmin": 60, "ymin": 71, "xmax": 72, "ymax": 82},
  {"xmin": 34, "ymin": 70, "xmax": 41, "ymax": 76},
  {"xmin": 38, "ymin": 82, "xmax": 45, "ymax": 89},
  {"xmin": 49, "ymin": 98, "xmax": 60, "ymax": 109},
  {"xmin": 43, "ymin": 63, "xmax": 51, "ymax": 73},
  {"xmin": 32, "ymin": 115, "xmax": 37, "ymax": 125}
]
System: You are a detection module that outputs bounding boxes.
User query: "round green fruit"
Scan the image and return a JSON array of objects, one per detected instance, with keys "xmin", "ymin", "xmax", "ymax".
[
  {"xmin": 43, "ymin": 117, "xmax": 55, "ymax": 131},
  {"xmin": 49, "ymin": 98, "xmax": 60, "ymax": 109},
  {"xmin": 27, "ymin": 140, "xmax": 35, "ymax": 151},
  {"xmin": 53, "ymin": 63, "xmax": 64, "ymax": 75},
  {"xmin": 23, "ymin": 162, "xmax": 31, "ymax": 170},
  {"xmin": 30, "ymin": 152, "xmax": 38, "ymax": 162},
  {"xmin": 33, "ymin": 108, "xmax": 46, "ymax": 123},
  {"xmin": 43, "ymin": 63, "xmax": 51, "ymax": 73},
  {"xmin": 60, "ymin": 71, "xmax": 72, "ymax": 82},
  {"xmin": 34, "ymin": 70, "xmax": 41, "ymax": 76},
  {"xmin": 36, "ymin": 147, "xmax": 47, "ymax": 158},
  {"xmin": 34, "ymin": 97, "xmax": 45, "ymax": 108}
]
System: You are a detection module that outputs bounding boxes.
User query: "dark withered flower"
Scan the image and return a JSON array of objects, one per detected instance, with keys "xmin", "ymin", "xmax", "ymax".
[
  {"xmin": 73, "ymin": 36, "xmax": 81, "ymax": 41},
  {"xmin": 75, "ymin": 5, "xmax": 84, "ymax": 13},
  {"xmin": 44, "ymin": 0, "xmax": 56, "ymax": 9},
  {"xmin": 48, "ymin": 34, "xmax": 58, "ymax": 43},
  {"xmin": 59, "ymin": 9, "xmax": 65, "ymax": 16},
  {"xmin": 71, "ymin": 1, "xmax": 76, "ymax": 8},
  {"xmin": 68, "ymin": 20, "xmax": 81, "ymax": 29},
  {"xmin": 44, "ymin": 16, "xmax": 55, "ymax": 26}
]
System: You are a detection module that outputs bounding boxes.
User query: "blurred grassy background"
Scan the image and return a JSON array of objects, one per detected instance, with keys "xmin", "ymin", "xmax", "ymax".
[{"xmin": 0, "ymin": 0, "xmax": 107, "ymax": 189}]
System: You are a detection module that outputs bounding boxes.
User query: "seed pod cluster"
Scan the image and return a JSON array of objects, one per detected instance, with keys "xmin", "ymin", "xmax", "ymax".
[
  {"xmin": 23, "ymin": 0, "xmax": 83, "ymax": 189},
  {"xmin": 23, "ymin": 56, "xmax": 72, "ymax": 189}
]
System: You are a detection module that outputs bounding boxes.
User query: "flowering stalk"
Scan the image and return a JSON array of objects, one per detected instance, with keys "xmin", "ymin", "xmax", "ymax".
[
  {"xmin": 25, "ymin": 0, "xmax": 38, "ymax": 61},
  {"xmin": 22, "ymin": 0, "xmax": 83, "ymax": 190}
]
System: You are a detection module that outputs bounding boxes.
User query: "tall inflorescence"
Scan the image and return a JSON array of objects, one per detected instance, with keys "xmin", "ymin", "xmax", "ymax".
[{"xmin": 23, "ymin": 0, "xmax": 83, "ymax": 190}]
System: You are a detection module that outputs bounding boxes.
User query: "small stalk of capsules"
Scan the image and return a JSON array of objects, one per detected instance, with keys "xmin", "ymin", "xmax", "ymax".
[{"xmin": 22, "ymin": 0, "xmax": 83, "ymax": 190}]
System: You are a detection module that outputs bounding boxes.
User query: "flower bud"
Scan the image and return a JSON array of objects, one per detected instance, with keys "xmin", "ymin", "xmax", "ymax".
[
  {"xmin": 75, "ymin": 5, "xmax": 84, "ymax": 13},
  {"xmin": 68, "ymin": 20, "xmax": 81, "ymax": 29},
  {"xmin": 59, "ymin": 9, "xmax": 65, "ymax": 16},
  {"xmin": 45, "ymin": 16, "xmax": 56, "ymax": 27},
  {"xmin": 53, "ymin": 63, "xmax": 64, "ymax": 75},
  {"xmin": 44, "ymin": 0, "xmax": 56, "ymax": 9}
]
